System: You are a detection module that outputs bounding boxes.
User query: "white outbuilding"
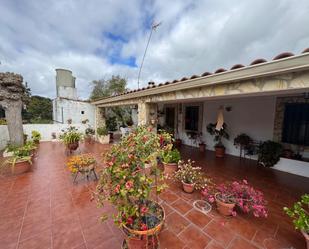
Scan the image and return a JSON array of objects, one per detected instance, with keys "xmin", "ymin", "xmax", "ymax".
[{"xmin": 52, "ymin": 69, "xmax": 95, "ymax": 126}]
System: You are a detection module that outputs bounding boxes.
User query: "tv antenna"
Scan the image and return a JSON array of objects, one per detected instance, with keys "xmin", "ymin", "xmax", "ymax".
[{"xmin": 137, "ymin": 21, "xmax": 161, "ymax": 89}]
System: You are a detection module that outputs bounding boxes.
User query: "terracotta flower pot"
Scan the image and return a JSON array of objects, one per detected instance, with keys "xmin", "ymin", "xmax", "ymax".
[
  {"xmin": 182, "ymin": 182, "xmax": 195, "ymax": 193},
  {"xmin": 3, "ymin": 159, "xmax": 32, "ymax": 175},
  {"xmin": 199, "ymin": 143, "xmax": 206, "ymax": 152},
  {"xmin": 123, "ymin": 202, "xmax": 165, "ymax": 249},
  {"xmin": 163, "ymin": 162, "xmax": 178, "ymax": 175},
  {"xmin": 301, "ymin": 230, "xmax": 309, "ymax": 249},
  {"xmin": 67, "ymin": 142, "xmax": 79, "ymax": 151},
  {"xmin": 98, "ymin": 135, "xmax": 110, "ymax": 144},
  {"xmin": 215, "ymin": 193, "xmax": 235, "ymax": 216},
  {"xmin": 215, "ymin": 146, "xmax": 225, "ymax": 158},
  {"xmin": 84, "ymin": 136, "xmax": 92, "ymax": 144}
]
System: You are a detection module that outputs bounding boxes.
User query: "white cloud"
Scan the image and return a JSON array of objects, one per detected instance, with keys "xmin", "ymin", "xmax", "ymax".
[{"xmin": 1, "ymin": 0, "xmax": 309, "ymax": 99}]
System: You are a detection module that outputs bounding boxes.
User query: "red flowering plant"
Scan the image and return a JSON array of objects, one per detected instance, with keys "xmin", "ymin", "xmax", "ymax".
[
  {"xmin": 96, "ymin": 126, "xmax": 173, "ymax": 231},
  {"xmin": 201, "ymin": 179, "xmax": 268, "ymax": 217}
]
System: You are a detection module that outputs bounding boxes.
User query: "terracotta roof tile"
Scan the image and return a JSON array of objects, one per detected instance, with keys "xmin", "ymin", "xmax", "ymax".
[
  {"xmin": 106, "ymin": 48, "xmax": 305, "ymax": 98},
  {"xmin": 302, "ymin": 48, "xmax": 309, "ymax": 53},
  {"xmin": 214, "ymin": 68, "xmax": 227, "ymax": 74},
  {"xmin": 273, "ymin": 52, "xmax": 294, "ymax": 60},
  {"xmin": 250, "ymin": 58, "xmax": 267, "ymax": 65},
  {"xmin": 201, "ymin": 71, "xmax": 212, "ymax": 77},
  {"xmin": 230, "ymin": 64, "xmax": 245, "ymax": 70},
  {"xmin": 190, "ymin": 75, "xmax": 199, "ymax": 79}
]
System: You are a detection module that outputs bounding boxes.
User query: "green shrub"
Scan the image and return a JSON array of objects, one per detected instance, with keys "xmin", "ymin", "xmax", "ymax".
[
  {"xmin": 60, "ymin": 126, "xmax": 82, "ymax": 145},
  {"xmin": 85, "ymin": 127, "xmax": 95, "ymax": 135},
  {"xmin": 206, "ymin": 122, "xmax": 229, "ymax": 148},
  {"xmin": 106, "ymin": 116, "xmax": 117, "ymax": 131},
  {"xmin": 284, "ymin": 194, "xmax": 309, "ymax": 233},
  {"xmin": 97, "ymin": 126, "xmax": 108, "ymax": 136},
  {"xmin": 162, "ymin": 149, "xmax": 181, "ymax": 164},
  {"xmin": 0, "ymin": 118, "xmax": 7, "ymax": 125},
  {"xmin": 258, "ymin": 141, "xmax": 283, "ymax": 167},
  {"xmin": 31, "ymin": 130, "xmax": 41, "ymax": 143}
]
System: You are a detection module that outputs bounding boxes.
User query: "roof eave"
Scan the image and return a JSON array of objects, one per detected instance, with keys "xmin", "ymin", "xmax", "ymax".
[{"xmin": 92, "ymin": 53, "xmax": 309, "ymax": 106}]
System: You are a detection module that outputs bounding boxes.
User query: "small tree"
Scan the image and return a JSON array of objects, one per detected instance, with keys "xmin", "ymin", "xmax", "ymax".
[{"xmin": 0, "ymin": 73, "xmax": 25, "ymax": 146}]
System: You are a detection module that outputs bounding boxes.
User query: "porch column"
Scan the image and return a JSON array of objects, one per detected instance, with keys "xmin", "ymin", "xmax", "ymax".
[
  {"xmin": 137, "ymin": 101, "xmax": 157, "ymax": 128},
  {"xmin": 95, "ymin": 106, "xmax": 106, "ymax": 135}
]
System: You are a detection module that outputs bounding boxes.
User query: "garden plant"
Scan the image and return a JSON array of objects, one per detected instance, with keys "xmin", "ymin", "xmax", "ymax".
[{"xmin": 96, "ymin": 126, "xmax": 173, "ymax": 247}]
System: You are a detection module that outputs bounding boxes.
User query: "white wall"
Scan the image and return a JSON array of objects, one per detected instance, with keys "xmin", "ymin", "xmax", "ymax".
[
  {"xmin": 274, "ymin": 158, "xmax": 309, "ymax": 177},
  {"xmin": 0, "ymin": 124, "xmax": 89, "ymax": 150},
  {"xmin": 178, "ymin": 95, "xmax": 277, "ymax": 158},
  {"xmin": 53, "ymin": 98, "xmax": 95, "ymax": 126},
  {"xmin": 58, "ymin": 86, "xmax": 77, "ymax": 99}
]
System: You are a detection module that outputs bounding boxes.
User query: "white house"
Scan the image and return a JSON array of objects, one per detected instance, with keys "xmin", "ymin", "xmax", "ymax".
[{"xmin": 52, "ymin": 69, "xmax": 95, "ymax": 126}]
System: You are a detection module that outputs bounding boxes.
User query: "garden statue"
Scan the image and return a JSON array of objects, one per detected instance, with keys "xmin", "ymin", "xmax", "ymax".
[{"xmin": 0, "ymin": 72, "xmax": 25, "ymax": 146}]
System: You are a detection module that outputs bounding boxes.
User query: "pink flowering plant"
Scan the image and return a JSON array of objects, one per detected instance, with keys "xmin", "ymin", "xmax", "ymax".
[
  {"xmin": 173, "ymin": 160, "xmax": 210, "ymax": 190},
  {"xmin": 96, "ymin": 126, "xmax": 173, "ymax": 231},
  {"xmin": 201, "ymin": 179, "xmax": 268, "ymax": 217}
]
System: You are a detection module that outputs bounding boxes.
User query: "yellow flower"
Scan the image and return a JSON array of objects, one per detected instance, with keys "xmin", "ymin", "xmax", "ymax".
[{"xmin": 67, "ymin": 154, "xmax": 96, "ymax": 173}]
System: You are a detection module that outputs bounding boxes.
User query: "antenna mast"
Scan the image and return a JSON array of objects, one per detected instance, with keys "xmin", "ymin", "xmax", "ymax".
[{"xmin": 137, "ymin": 22, "xmax": 161, "ymax": 89}]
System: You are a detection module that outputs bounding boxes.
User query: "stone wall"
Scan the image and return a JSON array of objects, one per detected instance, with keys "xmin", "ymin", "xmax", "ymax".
[{"xmin": 273, "ymin": 95, "xmax": 309, "ymax": 150}]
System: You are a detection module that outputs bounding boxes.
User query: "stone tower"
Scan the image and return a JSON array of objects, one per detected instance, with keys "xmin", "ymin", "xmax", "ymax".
[{"xmin": 55, "ymin": 68, "xmax": 77, "ymax": 100}]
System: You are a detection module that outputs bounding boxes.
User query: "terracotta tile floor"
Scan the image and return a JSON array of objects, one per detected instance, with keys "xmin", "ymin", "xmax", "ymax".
[{"xmin": 0, "ymin": 142, "xmax": 308, "ymax": 249}]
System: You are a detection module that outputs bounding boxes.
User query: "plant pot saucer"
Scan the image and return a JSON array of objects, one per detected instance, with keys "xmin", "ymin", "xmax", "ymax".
[{"xmin": 193, "ymin": 200, "xmax": 212, "ymax": 214}]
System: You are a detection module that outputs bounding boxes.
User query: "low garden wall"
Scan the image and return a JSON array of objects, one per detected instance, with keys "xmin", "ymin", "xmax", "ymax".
[{"xmin": 0, "ymin": 123, "xmax": 88, "ymax": 150}]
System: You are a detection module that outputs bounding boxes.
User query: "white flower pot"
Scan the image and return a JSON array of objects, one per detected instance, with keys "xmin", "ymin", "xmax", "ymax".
[{"xmin": 98, "ymin": 135, "xmax": 110, "ymax": 144}]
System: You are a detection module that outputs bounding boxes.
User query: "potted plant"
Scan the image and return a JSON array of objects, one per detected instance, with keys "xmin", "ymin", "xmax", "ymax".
[
  {"xmin": 1, "ymin": 144, "xmax": 34, "ymax": 175},
  {"xmin": 31, "ymin": 130, "xmax": 41, "ymax": 144},
  {"xmin": 173, "ymin": 160, "xmax": 207, "ymax": 193},
  {"xmin": 202, "ymin": 179, "xmax": 268, "ymax": 217},
  {"xmin": 106, "ymin": 116, "xmax": 118, "ymax": 140},
  {"xmin": 84, "ymin": 127, "xmax": 95, "ymax": 143},
  {"xmin": 67, "ymin": 153, "xmax": 96, "ymax": 173},
  {"xmin": 162, "ymin": 149, "xmax": 181, "ymax": 175},
  {"xmin": 51, "ymin": 132, "xmax": 57, "ymax": 140},
  {"xmin": 67, "ymin": 154, "xmax": 97, "ymax": 181},
  {"xmin": 3, "ymin": 143, "xmax": 18, "ymax": 158},
  {"xmin": 95, "ymin": 126, "xmax": 173, "ymax": 248},
  {"xmin": 284, "ymin": 194, "xmax": 309, "ymax": 249},
  {"xmin": 206, "ymin": 123, "xmax": 229, "ymax": 158},
  {"xmin": 97, "ymin": 126, "xmax": 110, "ymax": 144},
  {"xmin": 60, "ymin": 126, "xmax": 82, "ymax": 151},
  {"xmin": 23, "ymin": 134, "xmax": 28, "ymax": 144},
  {"xmin": 195, "ymin": 132, "xmax": 206, "ymax": 152},
  {"xmin": 258, "ymin": 140, "xmax": 283, "ymax": 167}
]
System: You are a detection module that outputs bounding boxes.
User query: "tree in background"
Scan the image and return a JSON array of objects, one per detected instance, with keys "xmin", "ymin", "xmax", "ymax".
[
  {"xmin": 24, "ymin": 95, "xmax": 53, "ymax": 124},
  {"xmin": 90, "ymin": 75, "xmax": 132, "ymax": 128},
  {"xmin": 90, "ymin": 75, "xmax": 127, "ymax": 100}
]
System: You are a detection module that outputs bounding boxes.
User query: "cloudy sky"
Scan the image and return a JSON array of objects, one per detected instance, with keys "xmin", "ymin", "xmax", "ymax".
[{"xmin": 1, "ymin": 0, "xmax": 309, "ymax": 99}]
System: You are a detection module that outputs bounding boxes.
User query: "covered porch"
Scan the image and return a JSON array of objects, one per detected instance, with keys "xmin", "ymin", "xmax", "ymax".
[{"xmin": 0, "ymin": 141, "xmax": 308, "ymax": 249}]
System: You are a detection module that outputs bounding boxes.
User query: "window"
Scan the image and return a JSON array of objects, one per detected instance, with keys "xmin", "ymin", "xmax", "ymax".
[
  {"xmin": 165, "ymin": 107, "xmax": 175, "ymax": 130},
  {"xmin": 81, "ymin": 111, "xmax": 85, "ymax": 114},
  {"xmin": 185, "ymin": 106, "xmax": 199, "ymax": 131},
  {"xmin": 282, "ymin": 103, "xmax": 309, "ymax": 146}
]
